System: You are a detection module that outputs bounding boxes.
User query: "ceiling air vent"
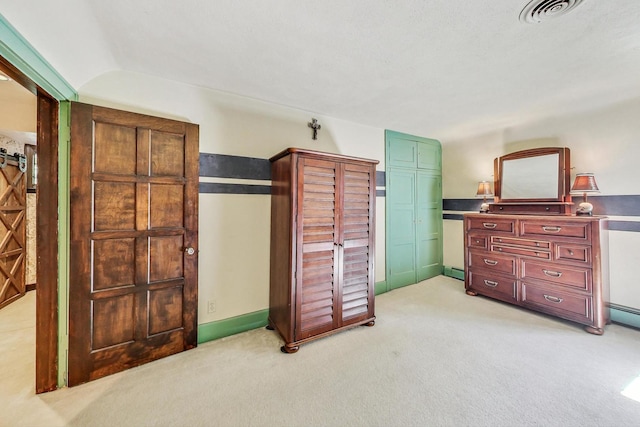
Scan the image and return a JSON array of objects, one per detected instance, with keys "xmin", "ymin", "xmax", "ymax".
[{"xmin": 519, "ymin": 0, "xmax": 585, "ymax": 24}]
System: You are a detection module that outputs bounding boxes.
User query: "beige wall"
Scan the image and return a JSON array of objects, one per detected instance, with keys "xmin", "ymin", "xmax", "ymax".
[
  {"xmin": 441, "ymin": 96, "xmax": 640, "ymax": 309},
  {"xmin": 0, "ymin": 80, "xmax": 36, "ymax": 133},
  {"xmin": 79, "ymin": 70, "xmax": 387, "ymax": 324}
]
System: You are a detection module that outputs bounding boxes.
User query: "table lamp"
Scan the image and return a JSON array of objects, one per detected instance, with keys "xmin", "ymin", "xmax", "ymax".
[
  {"xmin": 571, "ymin": 173, "xmax": 599, "ymax": 216},
  {"xmin": 475, "ymin": 181, "xmax": 493, "ymax": 213}
]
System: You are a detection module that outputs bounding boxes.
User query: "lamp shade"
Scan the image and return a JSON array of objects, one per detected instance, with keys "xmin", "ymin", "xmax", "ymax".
[
  {"xmin": 475, "ymin": 181, "xmax": 493, "ymax": 198},
  {"xmin": 571, "ymin": 173, "xmax": 600, "ymax": 194}
]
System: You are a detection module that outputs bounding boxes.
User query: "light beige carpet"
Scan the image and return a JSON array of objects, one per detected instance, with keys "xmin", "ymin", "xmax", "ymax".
[{"xmin": 3, "ymin": 277, "xmax": 640, "ymax": 426}]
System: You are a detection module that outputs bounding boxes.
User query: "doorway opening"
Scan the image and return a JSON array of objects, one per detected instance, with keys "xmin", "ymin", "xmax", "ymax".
[{"xmin": 0, "ymin": 55, "xmax": 60, "ymax": 394}]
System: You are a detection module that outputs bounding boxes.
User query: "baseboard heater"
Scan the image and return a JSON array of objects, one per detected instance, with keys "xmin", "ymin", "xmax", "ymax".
[
  {"xmin": 443, "ymin": 266, "xmax": 464, "ymax": 281},
  {"xmin": 609, "ymin": 303, "xmax": 640, "ymax": 330}
]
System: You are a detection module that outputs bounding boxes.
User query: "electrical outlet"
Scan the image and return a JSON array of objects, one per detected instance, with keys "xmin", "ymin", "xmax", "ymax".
[{"xmin": 207, "ymin": 300, "xmax": 216, "ymax": 313}]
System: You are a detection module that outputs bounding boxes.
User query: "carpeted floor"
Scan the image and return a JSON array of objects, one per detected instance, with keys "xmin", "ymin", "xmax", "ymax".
[{"xmin": 3, "ymin": 276, "xmax": 640, "ymax": 426}]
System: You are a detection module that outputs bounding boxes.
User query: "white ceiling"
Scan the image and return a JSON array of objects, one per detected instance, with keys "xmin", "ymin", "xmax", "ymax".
[{"xmin": 3, "ymin": 0, "xmax": 640, "ymax": 141}]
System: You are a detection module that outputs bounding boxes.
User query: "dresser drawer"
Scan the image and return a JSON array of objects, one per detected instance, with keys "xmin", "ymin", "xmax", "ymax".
[
  {"xmin": 467, "ymin": 217, "xmax": 516, "ymax": 234},
  {"xmin": 520, "ymin": 220, "xmax": 591, "ymax": 241},
  {"xmin": 521, "ymin": 283, "xmax": 592, "ymax": 324},
  {"xmin": 491, "ymin": 236, "xmax": 550, "ymax": 250},
  {"xmin": 521, "ymin": 259, "xmax": 591, "ymax": 292},
  {"xmin": 555, "ymin": 244, "xmax": 591, "ymax": 264},
  {"xmin": 492, "ymin": 244, "xmax": 551, "ymax": 260},
  {"xmin": 468, "ymin": 235, "xmax": 488, "ymax": 249},
  {"xmin": 468, "ymin": 271, "xmax": 517, "ymax": 302},
  {"xmin": 469, "ymin": 251, "xmax": 516, "ymax": 276}
]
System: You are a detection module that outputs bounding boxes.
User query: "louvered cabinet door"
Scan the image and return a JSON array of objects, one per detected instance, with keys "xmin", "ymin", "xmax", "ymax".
[
  {"xmin": 341, "ymin": 162, "xmax": 375, "ymax": 324},
  {"xmin": 295, "ymin": 157, "xmax": 339, "ymax": 340}
]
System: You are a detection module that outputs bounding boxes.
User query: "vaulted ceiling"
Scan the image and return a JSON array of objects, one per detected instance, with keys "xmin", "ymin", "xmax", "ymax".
[{"xmin": 2, "ymin": 0, "xmax": 640, "ymax": 141}]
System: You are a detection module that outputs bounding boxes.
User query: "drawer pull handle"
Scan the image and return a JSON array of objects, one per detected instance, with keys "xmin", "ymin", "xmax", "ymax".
[
  {"xmin": 483, "ymin": 223, "xmax": 497, "ymax": 229},
  {"xmin": 543, "ymin": 269, "xmax": 562, "ymax": 278},
  {"xmin": 544, "ymin": 294, "xmax": 564, "ymax": 304},
  {"xmin": 542, "ymin": 226, "xmax": 561, "ymax": 233},
  {"xmin": 483, "ymin": 259, "xmax": 498, "ymax": 266},
  {"xmin": 484, "ymin": 280, "xmax": 498, "ymax": 287}
]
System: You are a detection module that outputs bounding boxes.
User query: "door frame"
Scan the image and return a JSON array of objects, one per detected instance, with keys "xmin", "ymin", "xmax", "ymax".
[{"xmin": 1, "ymin": 16, "xmax": 77, "ymax": 393}]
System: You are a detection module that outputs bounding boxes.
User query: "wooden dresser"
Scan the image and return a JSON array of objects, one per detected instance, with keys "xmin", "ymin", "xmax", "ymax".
[
  {"xmin": 268, "ymin": 148, "xmax": 378, "ymax": 353},
  {"xmin": 464, "ymin": 213, "xmax": 609, "ymax": 334}
]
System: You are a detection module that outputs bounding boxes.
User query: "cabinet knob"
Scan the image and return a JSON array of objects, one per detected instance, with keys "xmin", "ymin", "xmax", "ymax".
[{"xmin": 185, "ymin": 247, "xmax": 196, "ymax": 256}]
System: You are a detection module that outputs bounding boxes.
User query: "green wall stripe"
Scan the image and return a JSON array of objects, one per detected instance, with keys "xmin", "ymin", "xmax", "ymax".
[
  {"xmin": 0, "ymin": 14, "xmax": 77, "ymax": 100},
  {"xmin": 375, "ymin": 280, "xmax": 388, "ymax": 295},
  {"xmin": 198, "ymin": 309, "xmax": 269, "ymax": 344},
  {"xmin": 199, "ymin": 280, "xmax": 389, "ymax": 343}
]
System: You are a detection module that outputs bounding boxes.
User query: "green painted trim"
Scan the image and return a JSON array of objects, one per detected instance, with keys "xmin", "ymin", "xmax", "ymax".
[
  {"xmin": 610, "ymin": 305, "xmax": 640, "ymax": 330},
  {"xmin": 0, "ymin": 14, "xmax": 77, "ymax": 100},
  {"xmin": 199, "ymin": 280, "xmax": 389, "ymax": 344},
  {"xmin": 57, "ymin": 102, "xmax": 71, "ymax": 387},
  {"xmin": 443, "ymin": 266, "xmax": 465, "ymax": 281},
  {"xmin": 375, "ymin": 280, "xmax": 388, "ymax": 295},
  {"xmin": 198, "ymin": 309, "xmax": 269, "ymax": 344}
]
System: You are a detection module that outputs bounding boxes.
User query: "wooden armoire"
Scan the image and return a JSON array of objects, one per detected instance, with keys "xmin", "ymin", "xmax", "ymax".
[{"xmin": 268, "ymin": 148, "xmax": 378, "ymax": 353}]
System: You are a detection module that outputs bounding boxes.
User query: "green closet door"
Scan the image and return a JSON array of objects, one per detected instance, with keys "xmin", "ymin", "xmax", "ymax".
[
  {"xmin": 385, "ymin": 130, "xmax": 443, "ymax": 292},
  {"xmin": 416, "ymin": 172, "xmax": 442, "ymax": 281},
  {"xmin": 386, "ymin": 169, "xmax": 417, "ymax": 289}
]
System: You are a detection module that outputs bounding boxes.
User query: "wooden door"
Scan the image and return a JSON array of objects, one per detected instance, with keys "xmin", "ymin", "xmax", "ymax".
[
  {"xmin": 295, "ymin": 156, "xmax": 339, "ymax": 340},
  {"xmin": 340, "ymin": 162, "xmax": 375, "ymax": 324},
  {"xmin": 68, "ymin": 102, "xmax": 199, "ymax": 386},
  {"xmin": 0, "ymin": 158, "xmax": 26, "ymax": 310}
]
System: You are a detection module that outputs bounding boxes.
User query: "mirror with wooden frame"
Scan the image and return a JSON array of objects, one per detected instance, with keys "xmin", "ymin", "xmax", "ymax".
[{"xmin": 490, "ymin": 147, "xmax": 572, "ymax": 215}]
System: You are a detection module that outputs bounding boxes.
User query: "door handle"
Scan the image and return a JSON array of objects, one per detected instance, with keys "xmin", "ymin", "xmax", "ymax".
[
  {"xmin": 185, "ymin": 247, "xmax": 196, "ymax": 255},
  {"xmin": 542, "ymin": 269, "xmax": 562, "ymax": 278}
]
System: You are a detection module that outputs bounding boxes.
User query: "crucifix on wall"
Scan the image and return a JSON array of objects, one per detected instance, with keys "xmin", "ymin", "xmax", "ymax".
[{"xmin": 308, "ymin": 118, "xmax": 321, "ymax": 140}]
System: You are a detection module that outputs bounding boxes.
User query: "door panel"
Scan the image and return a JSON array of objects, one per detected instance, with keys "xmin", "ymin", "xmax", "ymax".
[
  {"xmin": 388, "ymin": 137, "xmax": 417, "ymax": 168},
  {"xmin": 416, "ymin": 172, "xmax": 442, "ymax": 281},
  {"xmin": 0, "ymin": 159, "xmax": 26, "ymax": 310},
  {"xmin": 296, "ymin": 157, "xmax": 337, "ymax": 339},
  {"xmin": 387, "ymin": 169, "xmax": 417, "ymax": 289},
  {"xmin": 68, "ymin": 102, "xmax": 199, "ymax": 386},
  {"xmin": 341, "ymin": 162, "xmax": 375, "ymax": 323},
  {"xmin": 417, "ymin": 140, "xmax": 442, "ymax": 171}
]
